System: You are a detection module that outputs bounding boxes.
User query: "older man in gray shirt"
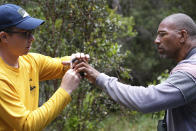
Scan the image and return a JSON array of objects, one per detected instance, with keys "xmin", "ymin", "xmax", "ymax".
[{"xmin": 74, "ymin": 13, "xmax": 196, "ymax": 131}]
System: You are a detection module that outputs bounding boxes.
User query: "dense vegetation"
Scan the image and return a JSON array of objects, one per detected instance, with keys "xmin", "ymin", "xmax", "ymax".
[{"xmin": 1, "ymin": 0, "xmax": 196, "ymax": 130}]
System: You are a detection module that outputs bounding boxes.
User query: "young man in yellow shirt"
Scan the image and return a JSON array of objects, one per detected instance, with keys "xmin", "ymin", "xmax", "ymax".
[{"xmin": 0, "ymin": 4, "xmax": 88, "ymax": 131}]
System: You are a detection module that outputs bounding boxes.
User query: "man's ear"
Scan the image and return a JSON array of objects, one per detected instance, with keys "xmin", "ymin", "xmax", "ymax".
[
  {"xmin": 0, "ymin": 31, "xmax": 8, "ymax": 43},
  {"xmin": 179, "ymin": 29, "xmax": 188, "ymax": 44}
]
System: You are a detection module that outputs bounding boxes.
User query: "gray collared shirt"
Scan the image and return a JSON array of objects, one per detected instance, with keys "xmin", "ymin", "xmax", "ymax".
[{"xmin": 96, "ymin": 52, "xmax": 196, "ymax": 131}]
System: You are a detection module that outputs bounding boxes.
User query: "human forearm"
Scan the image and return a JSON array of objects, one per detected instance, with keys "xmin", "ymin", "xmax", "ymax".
[
  {"xmin": 95, "ymin": 73, "xmax": 185, "ymax": 113},
  {"xmin": 0, "ymin": 87, "xmax": 71, "ymax": 131},
  {"xmin": 74, "ymin": 62, "xmax": 185, "ymax": 112},
  {"xmin": 23, "ymin": 88, "xmax": 71, "ymax": 131}
]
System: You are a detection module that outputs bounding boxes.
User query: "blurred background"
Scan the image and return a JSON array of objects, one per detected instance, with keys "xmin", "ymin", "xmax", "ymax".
[{"xmin": 1, "ymin": 0, "xmax": 195, "ymax": 130}]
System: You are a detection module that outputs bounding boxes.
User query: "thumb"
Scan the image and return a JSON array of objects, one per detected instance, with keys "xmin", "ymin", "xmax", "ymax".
[{"xmin": 62, "ymin": 61, "xmax": 71, "ymax": 66}]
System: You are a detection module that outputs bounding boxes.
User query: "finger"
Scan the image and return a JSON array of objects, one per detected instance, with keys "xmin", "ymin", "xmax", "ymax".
[
  {"xmin": 67, "ymin": 69, "xmax": 80, "ymax": 79},
  {"xmin": 83, "ymin": 54, "xmax": 90, "ymax": 62},
  {"xmin": 74, "ymin": 62, "xmax": 88, "ymax": 71},
  {"xmin": 70, "ymin": 69, "xmax": 81, "ymax": 79},
  {"xmin": 76, "ymin": 52, "xmax": 81, "ymax": 59},
  {"xmin": 72, "ymin": 58, "xmax": 84, "ymax": 69},
  {"xmin": 85, "ymin": 54, "xmax": 90, "ymax": 60},
  {"xmin": 81, "ymin": 53, "xmax": 84, "ymax": 58},
  {"xmin": 62, "ymin": 61, "xmax": 71, "ymax": 66},
  {"xmin": 81, "ymin": 59, "xmax": 87, "ymax": 63},
  {"xmin": 76, "ymin": 67, "xmax": 89, "ymax": 75},
  {"xmin": 71, "ymin": 54, "xmax": 76, "ymax": 60}
]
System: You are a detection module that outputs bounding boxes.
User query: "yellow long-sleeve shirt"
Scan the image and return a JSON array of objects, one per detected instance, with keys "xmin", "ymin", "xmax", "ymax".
[{"xmin": 0, "ymin": 53, "xmax": 71, "ymax": 131}]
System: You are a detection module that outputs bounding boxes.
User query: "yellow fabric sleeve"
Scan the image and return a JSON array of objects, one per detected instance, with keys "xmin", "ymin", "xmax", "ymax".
[
  {"xmin": 0, "ymin": 80, "xmax": 71, "ymax": 131},
  {"xmin": 27, "ymin": 53, "xmax": 71, "ymax": 81}
]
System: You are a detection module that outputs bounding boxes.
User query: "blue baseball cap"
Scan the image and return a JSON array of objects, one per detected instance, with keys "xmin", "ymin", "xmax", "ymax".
[{"xmin": 0, "ymin": 4, "xmax": 44, "ymax": 30}]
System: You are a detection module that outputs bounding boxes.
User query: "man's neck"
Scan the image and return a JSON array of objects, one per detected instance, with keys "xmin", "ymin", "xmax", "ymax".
[
  {"xmin": 0, "ymin": 49, "xmax": 19, "ymax": 68},
  {"xmin": 176, "ymin": 40, "xmax": 194, "ymax": 62},
  {"xmin": 184, "ymin": 47, "xmax": 196, "ymax": 59},
  {"xmin": 182, "ymin": 39, "xmax": 196, "ymax": 60}
]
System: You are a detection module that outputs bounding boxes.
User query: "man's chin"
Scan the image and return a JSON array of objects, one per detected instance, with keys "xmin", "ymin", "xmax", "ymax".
[
  {"xmin": 159, "ymin": 54, "xmax": 175, "ymax": 61},
  {"xmin": 159, "ymin": 54, "xmax": 168, "ymax": 59}
]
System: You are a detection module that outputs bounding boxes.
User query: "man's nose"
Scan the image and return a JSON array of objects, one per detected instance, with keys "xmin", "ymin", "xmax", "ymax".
[{"xmin": 154, "ymin": 36, "xmax": 160, "ymax": 45}]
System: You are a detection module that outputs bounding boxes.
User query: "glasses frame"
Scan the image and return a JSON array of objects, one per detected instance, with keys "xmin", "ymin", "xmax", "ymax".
[{"xmin": 3, "ymin": 29, "xmax": 34, "ymax": 39}]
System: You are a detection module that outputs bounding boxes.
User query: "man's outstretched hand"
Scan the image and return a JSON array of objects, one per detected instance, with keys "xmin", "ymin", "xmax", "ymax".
[{"xmin": 73, "ymin": 61, "xmax": 100, "ymax": 84}]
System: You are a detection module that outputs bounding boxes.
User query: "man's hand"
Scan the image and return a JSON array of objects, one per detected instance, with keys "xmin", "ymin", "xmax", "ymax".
[
  {"xmin": 60, "ymin": 69, "xmax": 81, "ymax": 94},
  {"xmin": 74, "ymin": 61, "xmax": 100, "ymax": 84}
]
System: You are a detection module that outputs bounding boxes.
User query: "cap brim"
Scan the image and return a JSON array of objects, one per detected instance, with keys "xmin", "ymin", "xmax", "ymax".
[{"xmin": 15, "ymin": 17, "xmax": 45, "ymax": 30}]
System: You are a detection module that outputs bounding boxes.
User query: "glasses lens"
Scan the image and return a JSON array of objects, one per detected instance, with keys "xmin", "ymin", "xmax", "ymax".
[{"xmin": 4, "ymin": 30, "xmax": 34, "ymax": 39}]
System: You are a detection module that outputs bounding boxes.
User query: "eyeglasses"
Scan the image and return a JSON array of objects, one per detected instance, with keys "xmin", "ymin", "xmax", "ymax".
[{"xmin": 4, "ymin": 30, "xmax": 34, "ymax": 39}]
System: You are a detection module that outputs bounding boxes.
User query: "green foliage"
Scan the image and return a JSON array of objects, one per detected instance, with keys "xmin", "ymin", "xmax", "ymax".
[
  {"xmin": 97, "ymin": 112, "xmax": 158, "ymax": 131},
  {"xmin": 2, "ymin": 0, "xmax": 195, "ymax": 130},
  {"xmin": 0, "ymin": 0, "xmax": 136, "ymax": 130},
  {"xmin": 149, "ymin": 69, "xmax": 169, "ymax": 85}
]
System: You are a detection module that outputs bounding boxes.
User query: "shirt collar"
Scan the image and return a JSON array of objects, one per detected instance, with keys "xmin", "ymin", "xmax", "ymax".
[{"xmin": 185, "ymin": 47, "xmax": 196, "ymax": 60}]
